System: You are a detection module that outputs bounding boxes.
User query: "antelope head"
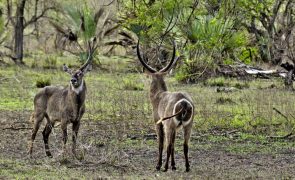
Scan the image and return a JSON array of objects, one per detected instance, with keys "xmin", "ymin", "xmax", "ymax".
[
  {"xmin": 63, "ymin": 39, "xmax": 97, "ymax": 90},
  {"xmin": 136, "ymin": 40, "xmax": 177, "ymax": 95}
]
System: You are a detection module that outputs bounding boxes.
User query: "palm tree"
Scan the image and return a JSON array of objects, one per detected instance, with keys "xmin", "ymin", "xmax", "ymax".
[{"xmin": 51, "ymin": 2, "xmax": 120, "ymax": 64}]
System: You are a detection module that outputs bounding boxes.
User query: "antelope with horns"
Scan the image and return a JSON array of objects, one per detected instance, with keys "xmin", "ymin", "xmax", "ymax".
[
  {"xmin": 137, "ymin": 41, "xmax": 194, "ymax": 172},
  {"xmin": 28, "ymin": 40, "xmax": 97, "ymax": 158}
]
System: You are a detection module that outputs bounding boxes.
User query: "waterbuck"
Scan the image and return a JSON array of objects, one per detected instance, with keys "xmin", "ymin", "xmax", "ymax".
[
  {"xmin": 28, "ymin": 41, "xmax": 97, "ymax": 158},
  {"xmin": 137, "ymin": 41, "xmax": 194, "ymax": 172}
]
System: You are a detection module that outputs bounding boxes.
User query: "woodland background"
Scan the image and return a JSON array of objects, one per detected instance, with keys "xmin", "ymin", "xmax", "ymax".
[{"xmin": 1, "ymin": 0, "xmax": 295, "ymax": 179}]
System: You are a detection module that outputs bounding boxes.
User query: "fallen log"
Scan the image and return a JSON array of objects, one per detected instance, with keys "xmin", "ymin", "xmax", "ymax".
[{"xmin": 218, "ymin": 63, "xmax": 287, "ymax": 79}]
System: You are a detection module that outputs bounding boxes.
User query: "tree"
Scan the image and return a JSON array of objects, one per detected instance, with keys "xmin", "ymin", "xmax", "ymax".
[
  {"xmin": 119, "ymin": 0, "xmax": 253, "ymax": 82},
  {"xmin": 279, "ymin": 1, "xmax": 295, "ymax": 90},
  {"xmin": 0, "ymin": 5, "xmax": 6, "ymax": 62},
  {"xmin": 237, "ymin": 0, "xmax": 294, "ymax": 65},
  {"xmin": 51, "ymin": 1, "xmax": 119, "ymax": 65},
  {"xmin": 5, "ymin": 0, "xmax": 56, "ymax": 64}
]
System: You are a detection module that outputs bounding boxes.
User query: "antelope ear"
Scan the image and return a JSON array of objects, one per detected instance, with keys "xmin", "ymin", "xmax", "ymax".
[{"xmin": 63, "ymin": 64, "xmax": 72, "ymax": 75}]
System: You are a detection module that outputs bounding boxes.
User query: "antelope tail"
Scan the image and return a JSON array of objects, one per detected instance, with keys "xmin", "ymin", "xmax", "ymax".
[{"xmin": 156, "ymin": 107, "xmax": 184, "ymax": 125}]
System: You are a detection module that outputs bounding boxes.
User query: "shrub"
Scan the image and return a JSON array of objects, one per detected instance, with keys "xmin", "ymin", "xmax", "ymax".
[
  {"xmin": 36, "ymin": 78, "xmax": 51, "ymax": 88},
  {"xmin": 176, "ymin": 15, "xmax": 250, "ymax": 82},
  {"xmin": 175, "ymin": 55, "xmax": 217, "ymax": 83}
]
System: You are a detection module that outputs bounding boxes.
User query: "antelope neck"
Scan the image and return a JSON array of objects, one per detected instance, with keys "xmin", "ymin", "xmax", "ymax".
[{"xmin": 71, "ymin": 80, "xmax": 84, "ymax": 94}]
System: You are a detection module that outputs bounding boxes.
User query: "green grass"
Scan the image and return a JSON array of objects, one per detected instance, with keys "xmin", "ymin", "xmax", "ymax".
[
  {"xmin": 2, "ymin": 55, "xmax": 295, "ymax": 178},
  {"xmin": 1, "ymin": 58, "xmax": 295, "ymax": 134},
  {"xmin": 188, "ymin": 132, "xmax": 295, "ymax": 155},
  {"xmin": 0, "ymin": 157, "xmax": 133, "ymax": 179},
  {"xmin": 0, "ymin": 158, "xmax": 75, "ymax": 179}
]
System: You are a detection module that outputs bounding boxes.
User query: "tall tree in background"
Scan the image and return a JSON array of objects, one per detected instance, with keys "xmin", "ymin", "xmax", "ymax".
[
  {"xmin": 0, "ymin": 5, "xmax": 6, "ymax": 62},
  {"xmin": 13, "ymin": 0, "xmax": 26, "ymax": 64},
  {"xmin": 6, "ymin": 0, "xmax": 55, "ymax": 64},
  {"xmin": 237, "ymin": 0, "xmax": 294, "ymax": 64}
]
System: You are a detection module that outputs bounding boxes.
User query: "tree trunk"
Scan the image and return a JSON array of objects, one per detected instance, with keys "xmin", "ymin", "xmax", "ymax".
[
  {"xmin": 13, "ymin": 0, "xmax": 26, "ymax": 64},
  {"xmin": 285, "ymin": 68, "xmax": 294, "ymax": 90}
]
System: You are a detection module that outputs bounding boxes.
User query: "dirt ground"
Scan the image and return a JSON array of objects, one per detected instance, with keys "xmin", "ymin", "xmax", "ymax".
[{"xmin": 1, "ymin": 109, "xmax": 295, "ymax": 179}]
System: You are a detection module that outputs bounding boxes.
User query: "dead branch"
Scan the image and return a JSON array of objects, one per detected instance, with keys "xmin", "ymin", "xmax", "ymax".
[
  {"xmin": 270, "ymin": 107, "xmax": 295, "ymax": 139},
  {"xmin": 273, "ymin": 107, "xmax": 288, "ymax": 121},
  {"xmin": 268, "ymin": 132, "xmax": 293, "ymax": 139},
  {"xmin": 6, "ymin": 0, "xmax": 15, "ymax": 26},
  {"xmin": 24, "ymin": 6, "xmax": 56, "ymax": 28},
  {"xmin": 102, "ymin": 0, "xmax": 116, "ymax": 6}
]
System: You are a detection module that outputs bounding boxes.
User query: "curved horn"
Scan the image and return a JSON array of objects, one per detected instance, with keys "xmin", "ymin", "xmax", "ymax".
[
  {"xmin": 80, "ymin": 38, "xmax": 97, "ymax": 71},
  {"xmin": 159, "ymin": 41, "xmax": 176, "ymax": 73},
  {"xmin": 79, "ymin": 52, "xmax": 92, "ymax": 71},
  {"xmin": 136, "ymin": 41, "xmax": 157, "ymax": 73}
]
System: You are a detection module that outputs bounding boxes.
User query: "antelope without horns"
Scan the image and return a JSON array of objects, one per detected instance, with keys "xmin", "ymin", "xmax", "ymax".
[
  {"xmin": 137, "ymin": 40, "xmax": 194, "ymax": 172},
  {"xmin": 28, "ymin": 40, "xmax": 97, "ymax": 158}
]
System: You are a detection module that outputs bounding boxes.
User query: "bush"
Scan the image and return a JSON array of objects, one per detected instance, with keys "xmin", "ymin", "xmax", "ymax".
[
  {"xmin": 175, "ymin": 55, "xmax": 217, "ymax": 83},
  {"xmin": 36, "ymin": 78, "xmax": 51, "ymax": 88},
  {"xmin": 175, "ymin": 15, "xmax": 250, "ymax": 82}
]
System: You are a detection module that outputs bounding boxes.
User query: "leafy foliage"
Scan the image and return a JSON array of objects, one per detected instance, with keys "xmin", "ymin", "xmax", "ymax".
[
  {"xmin": 120, "ymin": 0, "xmax": 258, "ymax": 82},
  {"xmin": 175, "ymin": 8, "xmax": 251, "ymax": 82},
  {"xmin": 52, "ymin": 1, "xmax": 119, "ymax": 64},
  {"xmin": 35, "ymin": 77, "xmax": 51, "ymax": 88},
  {"xmin": 0, "ymin": 0, "xmax": 293, "ymax": 83},
  {"xmin": 63, "ymin": 3, "xmax": 97, "ymax": 41}
]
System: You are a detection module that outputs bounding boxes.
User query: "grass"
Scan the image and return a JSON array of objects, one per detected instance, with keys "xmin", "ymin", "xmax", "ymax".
[
  {"xmin": 122, "ymin": 75, "xmax": 144, "ymax": 91},
  {"xmin": 1, "ymin": 56, "xmax": 295, "ymax": 133},
  {"xmin": 1, "ymin": 55, "xmax": 295, "ymax": 178}
]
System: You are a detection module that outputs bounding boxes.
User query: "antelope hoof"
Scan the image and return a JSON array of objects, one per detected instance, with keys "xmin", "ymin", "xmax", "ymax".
[
  {"xmin": 172, "ymin": 166, "xmax": 176, "ymax": 171},
  {"xmin": 163, "ymin": 165, "xmax": 168, "ymax": 172},
  {"xmin": 156, "ymin": 164, "xmax": 161, "ymax": 171},
  {"xmin": 185, "ymin": 167, "xmax": 190, "ymax": 172}
]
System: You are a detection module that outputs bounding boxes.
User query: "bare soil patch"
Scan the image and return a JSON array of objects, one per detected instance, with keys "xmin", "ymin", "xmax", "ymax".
[{"xmin": 1, "ymin": 110, "xmax": 295, "ymax": 179}]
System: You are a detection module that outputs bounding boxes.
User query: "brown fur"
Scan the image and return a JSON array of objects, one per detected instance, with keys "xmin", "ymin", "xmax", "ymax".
[
  {"xmin": 137, "ymin": 41, "xmax": 194, "ymax": 172},
  {"xmin": 28, "ymin": 74, "xmax": 88, "ymax": 158},
  {"xmin": 28, "ymin": 41, "xmax": 98, "ymax": 158},
  {"xmin": 150, "ymin": 74, "xmax": 194, "ymax": 172},
  {"xmin": 28, "ymin": 39, "xmax": 97, "ymax": 158}
]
